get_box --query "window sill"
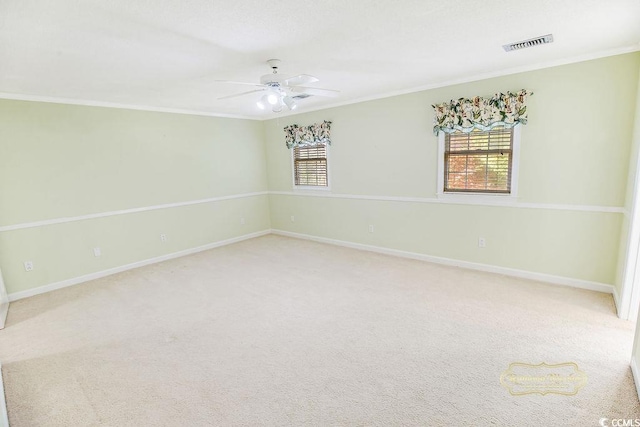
[293,185,332,192]
[436,192,518,204]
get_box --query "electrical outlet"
[369,225,374,233]
[290,215,295,222]
[240,217,245,225]
[160,234,167,242]
[478,237,486,248]
[93,247,101,257]
[24,261,34,272]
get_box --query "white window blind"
[294,144,328,187]
[444,128,513,193]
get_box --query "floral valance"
[284,121,332,149]
[432,90,533,135]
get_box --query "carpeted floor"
[0,235,639,426]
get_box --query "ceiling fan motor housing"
[266,59,281,69]
[260,74,285,85]
[260,59,285,85]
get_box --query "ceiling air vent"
[503,34,553,52]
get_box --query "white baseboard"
[0,303,6,331]
[8,230,270,302]
[631,357,640,402]
[0,270,7,329]
[6,227,616,303]
[613,287,622,318]
[271,229,615,295]
[0,363,8,427]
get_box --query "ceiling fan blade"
[218,89,265,100]
[215,80,266,88]
[282,74,319,87]
[290,86,340,98]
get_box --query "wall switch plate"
[290,215,295,222]
[240,217,245,225]
[478,237,486,248]
[24,261,34,272]
[93,247,101,257]
[160,234,167,242]
[369,225,374,233]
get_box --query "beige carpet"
[0,235,638,426]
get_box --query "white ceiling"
[1,0,639,119]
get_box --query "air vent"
[503,34,553,52]
[292,94,312,100]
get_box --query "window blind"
[294,144,328,186]
[444,128,513,193]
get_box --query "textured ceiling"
[1,0,639,119]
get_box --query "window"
[293,144,329,187]
[438,126,520,196]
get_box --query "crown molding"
[1,44,638,121]
[0,92,258,120]
[272,44,640,120]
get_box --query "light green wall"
[0,196,270,294]
[0,101,267,225]
[0,100,270,294]
[2,53,639,297]
[270,195,622,283]
[265,53,640,287]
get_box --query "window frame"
[436,125,521,200]
[291,143,331,191]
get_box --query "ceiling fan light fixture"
[266,91,279,105]
[256,100,266,110]
[283,96,297,111]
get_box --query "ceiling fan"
[216,59,339,112]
